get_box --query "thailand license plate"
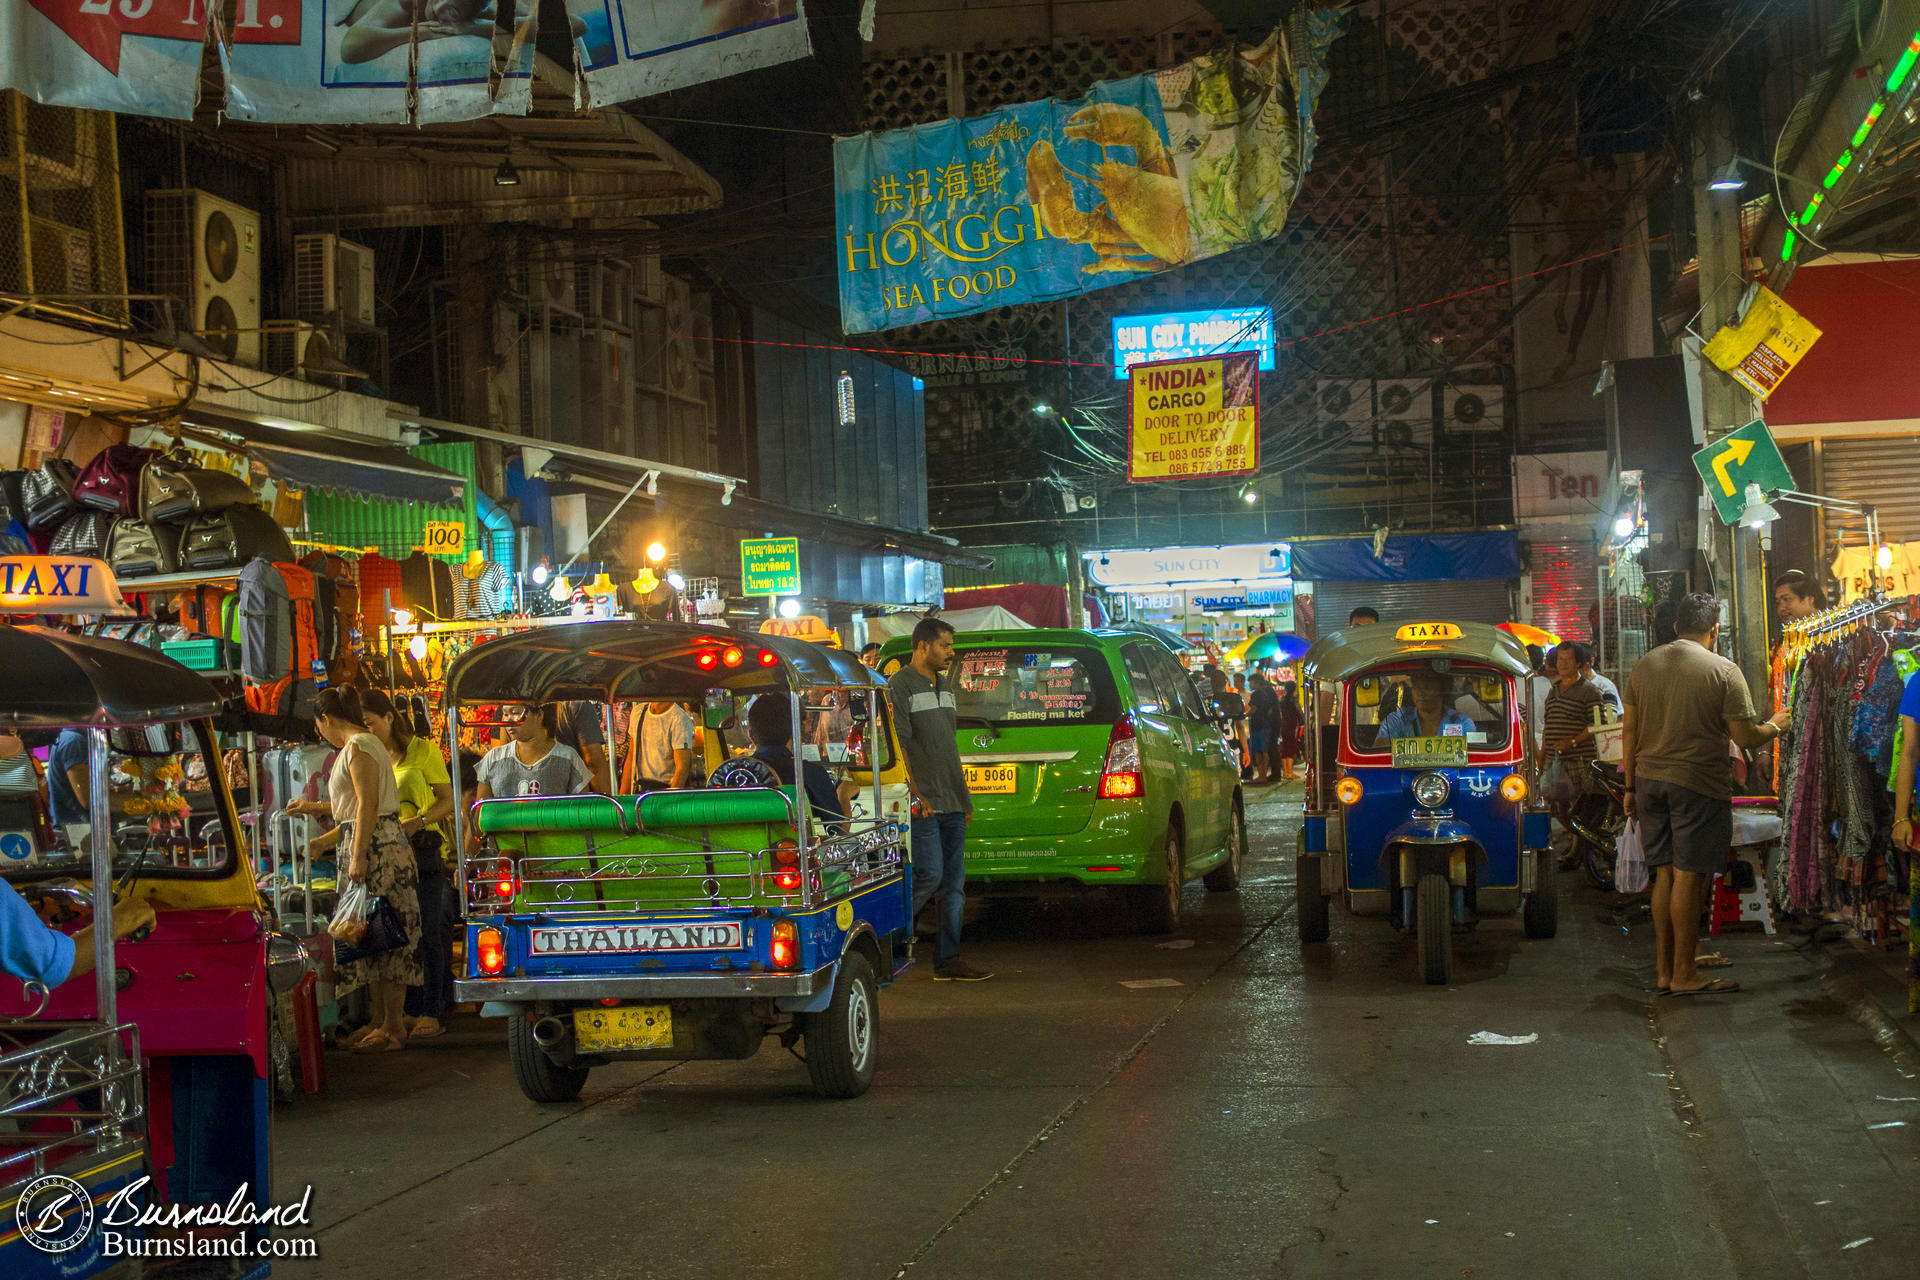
[573,1005,673,1052]
[964,763,1018,793]
[1391,736,1469,769]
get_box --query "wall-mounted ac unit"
[146,189,262,367]
[1372,418,1433,453]
[27,218,93,293]
[261,320,364,382]
[293,233,376,327]
[1443,384,1505,434]
[1375,378,1432,422]
[1315,378,1373,424]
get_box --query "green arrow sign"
[1692,420,1796,524]
[740,537,802,595]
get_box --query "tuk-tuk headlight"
[1412,772,1451,810]
[1335,776,1363,806]
[1500,773,1528,803]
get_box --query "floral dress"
[329,733,423,986]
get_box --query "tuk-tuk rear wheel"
[803,951,879,1099]
[1523,849,1559,939]
[508,1012,590,1104]
[1416,873,1453,985]
[1296,854,1330,943]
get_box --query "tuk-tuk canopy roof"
[1301,622,1534,684]
[0,626,226,728]
[441,620,890,706]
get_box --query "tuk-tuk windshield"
[1347,665,1512,754]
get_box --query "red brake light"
[476,927,505,976]
[1098,715,1144,800]
[768,869,802,893]
[722,646,744,667]
[757,649,779,667]
[845,723,867,767]
[491,875,516,900]
[770,920,798,968]
[696,651,719,671]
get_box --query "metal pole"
[868,689,883,826]
[601,700,616,795]
[88,727,116,1028]
[448,689,467,914]
[788,688,809,905]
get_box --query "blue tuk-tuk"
[1297,622,1556,984]
[448,622,912,1103]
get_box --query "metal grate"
[0,91,128,322]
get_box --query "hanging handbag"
[177,505,295,570]
[21,458,80,530]
[49,509,120,558]
[73,444,158,515]
[141,457,256,524]
[106,518,180,579]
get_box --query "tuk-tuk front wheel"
[1416,873,1453,985]
[508,1012,590,1104]
[1523,849,1559,939]
[1296,854,1330,944]
[803,951,878,1099]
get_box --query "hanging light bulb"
[666,571,686,591]
[1877,544,1895,570]
[646,541,667,563]
[391,608,412,629]
[531,561,550,586]
[407,633,429,661]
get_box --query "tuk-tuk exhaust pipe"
[532,1017,568,1048]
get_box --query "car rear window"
[950,646,1120,725]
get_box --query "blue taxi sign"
[0,556,128,616]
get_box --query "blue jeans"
[911,811,968,969]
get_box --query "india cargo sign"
[1701,285,1822,400]
[740,537,802,596]
[1127,352,1260,482]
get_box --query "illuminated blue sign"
[1112,307,1275,379]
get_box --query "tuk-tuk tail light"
[1335,776,1364,806]
[770,920,798,968]
[1500,774,1528,803]
[476,927,506,976]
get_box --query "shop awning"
[1290,532,1522,583]
[181,414,465,506]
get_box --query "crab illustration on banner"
[1128,352,1260,483]
[832,14,1345,333]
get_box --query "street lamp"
[1738,482,1882,557]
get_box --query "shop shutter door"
[1823,436,1920,543]
[1308,578,1513,636]
[1528,536,1600,646]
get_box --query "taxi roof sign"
[1395,622,1463,642]
[0,557,128,617]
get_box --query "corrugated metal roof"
[303,441,482,564]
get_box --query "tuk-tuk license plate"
[964,763,1018,793]
[1391,736,1470,769]
[573,1005,672,1052]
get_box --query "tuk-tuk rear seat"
[474,789,795,836]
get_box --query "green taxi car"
[878,628,1247,933]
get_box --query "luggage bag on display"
[49,509,118,558]
[107,518,180,579]
[74,444,158,515]
[179,504,295,569]
[21,458,80,529]
[142,458,256,523]
[262,743,336,873]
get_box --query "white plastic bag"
[329,879,372,945]
[1614,818,1649,894]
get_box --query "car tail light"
[1085,865,1122,873]
[1098,715,1143,800]
[722,646,744,667]
[1500,773,1528,803]
[1336,776,1364,805]
[757,649,779,667]
[696,650,719,671]
[599,997,621,1008]
[475,927,505,976]
[770,920,798,968]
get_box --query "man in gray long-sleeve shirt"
[889,618,992,981]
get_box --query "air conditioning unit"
[1375,378,1432,422]
[260,320,364,382]
[28,218,93,293]
[1372,418,1434,454]
[581,329,634,452]
[17,97,97,188]
[1444,384,1505,434]
[1315,378,1373,424]
[293,233,376,327]
[147,189,262,368]
[573,261,635,329]
[536,246,576,315]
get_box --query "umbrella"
[1498,622,1560,648]
[1234,632,1310,664]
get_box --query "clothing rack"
[1781,594,1902,647]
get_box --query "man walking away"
[889,618,992,981]
[1623,593,1788,997]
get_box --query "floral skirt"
[344,815,423,986]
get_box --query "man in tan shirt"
[1622,593,1788,997]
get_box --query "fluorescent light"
[1707,160,1744,191]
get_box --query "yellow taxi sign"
[0,556,128,616]
[1395,622,1463,643]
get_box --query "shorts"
[1248,728,1272,754]
[1638,778,1731,876]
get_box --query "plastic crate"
[161,638,225,670]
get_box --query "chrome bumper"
[454,963,832,1003]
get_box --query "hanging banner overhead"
[0,0,212,119]
[1701,285,1823,400]
[1127,352,1260,483]
[832,14,1343,335]
[568,0,812,108]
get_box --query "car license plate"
[964,763,1018,794]
[573,1005,672,1052]
[528,922,743,956]
[1392,736,1470,769]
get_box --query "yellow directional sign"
[1692,421,1795,524]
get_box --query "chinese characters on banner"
[832,15,1344,334]
[1127,352,1260,483]
[1,0,809,123]
[1701,285,1823,399]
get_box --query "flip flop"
[1670,979,1741,997]
[1695,953,1734,968]
[1654,987,1671,997]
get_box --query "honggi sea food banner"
[832,16,1342,335]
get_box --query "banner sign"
[1701,285,1822,400]
[1113,306,1274,379]
[569,0,811,108]
[832,16,1343,334]
[740,537,802,596]
[1127,352,1259,482]
[3,0,803,122]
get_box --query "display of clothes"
[453,554,512,619]
[400,552,457,622]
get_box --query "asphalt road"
[273,785,1918,1278]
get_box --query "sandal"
[339,1026,379,1049]
[1670,978,1741,997]
[351,1030,408,1052]
[408,1017,447,1039]
[1695,953,1733,969]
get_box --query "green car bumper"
[956,799,1158,887]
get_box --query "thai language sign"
[740,537,802,596]
[1701,285,1822,400]
[832,17,1342,334]
[1112,307,1274,378]
[1127,352,1259,483]
[2,0,809,122]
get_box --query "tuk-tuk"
[448,621,912,1103]
[1,557,274,1275]
[1297,621,1556,984]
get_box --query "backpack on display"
[106,519,180,579]
[239,558,321,723]
[74,444,158,515]
[178,504,295,570]
[49,509,119,558]
[141,458,255,524]
[21,459,80,530]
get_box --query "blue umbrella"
[1242,632,1309,664]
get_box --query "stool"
[1709,849,1776,936]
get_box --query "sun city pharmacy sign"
[1086,543,1291,589]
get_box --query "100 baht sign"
[832,18,1342,334]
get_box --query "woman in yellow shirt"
[360,690,457,1039]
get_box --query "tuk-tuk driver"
[1377,672,1474,741]
[744,695,846,826]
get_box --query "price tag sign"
[423,521,465,556]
